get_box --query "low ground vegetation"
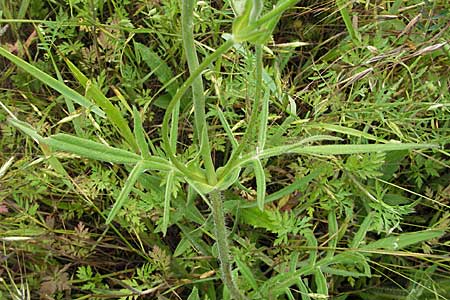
[0,0,449,299]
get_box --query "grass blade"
[303,123,388,143]
[273,143,438,156]
[259,169,321,207]
[0,47,104,117]
[350,213,373,249]
[245,143,437,164]
[321,266,369,278]
[223,143,436,181]
[162,171,175,236]
[318,251,371,277]
[327,210,338,258]
[296,278,311,300]
[314,268,328,297]
[7,119,68,187]
[135,42,180,97]
[362,230,444,251]
[303,229,318,266]
[64,58,138,152]
[235,255,259,292]
[336,0,360,44]
[7,118,41,141]
[187,287,200,300]
[253,159,266,210]
[216,106,238,149]
[133,107,151,159]
[106,161,145,224]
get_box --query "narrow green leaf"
[106,161,145,224]
[133,107,151,159]
[289,251,300,271]
[8,119,70,187]
[173,237,191,258]
[182,201,206,225]
[43,134,141,164]
[318,251,371,277]
[303,229,318,266]
[216,106,238,149]
[254,9,282,44]
[261,265,314,298]
[257,91,269,150]
[163,171,175,236]
[235,256,259,291]
[170,100,180,151]
[216,166,241,191]
[7,118,41,141]
[232,0,253,40]
[350,213,373,249]
[253,159,266,210]
[177,223,212,256]
[0,47,104,117]
[135,42,180,97]
[231,0,247,16]
[187,287,200,300]
[258,169,321,207]
[272,143,438,156]
[321,266,369,278]
[250,0,263,20]
[314,268,328,296]
[226,143,436,176]
[64,58,138,151]
[363,230,444,251]
[296,278,311,300]
[327,210,338,257]
[303,123,387,143]
[336,0,361,44]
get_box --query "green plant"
[1,0,448,299]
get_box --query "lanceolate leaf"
[135,42,180,97]
[350,213,374,249]
[0,47,104,117]
[106,161,146,224]
[314,268,328,297]
[235,255,259,291]
[9,119,172,169]
[44,134,141,164]
[64,58,139,152]
[267,143,438,157]
[362,230,444,251]
[253,159,266,211]
[7,118,41,141]
[222,142,437,180]
[133,107,151,159]
[162,171,175,236]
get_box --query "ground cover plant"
[0,0,449,299]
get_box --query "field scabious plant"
[0,0,448,299]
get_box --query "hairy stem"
[210,190,246,300]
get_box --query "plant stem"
[161,39,234,181]
[181,0,216,184]
[180,2,243,297]
[219,44,264,182]
[210,190,246,300]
